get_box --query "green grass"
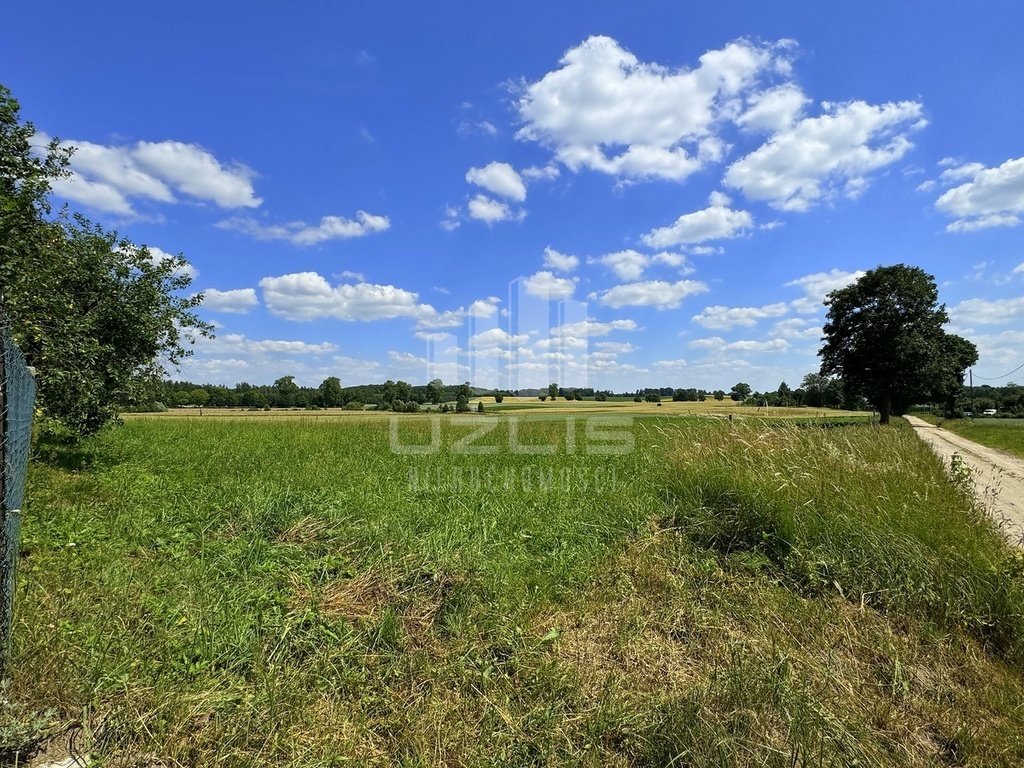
[9,415,1024,765]
[920,415,1024,460]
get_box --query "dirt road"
[904,415,1024,545]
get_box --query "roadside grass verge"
[7,416,1024,765]
[662,419,1024,659]
[919,415,1024,460]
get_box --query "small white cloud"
[939,162,986,184]
[414,297,501,329]
[471,328,530,349]
[550,318,638,337]
[535,336,589,350]
[690,336,790,353]
[692,302,789,329]
[523,270,577,300]
[597,279,708,309]
[589,249,694,280]
[469,297,501,318]
[642,193,753,248]
[592,249,650,280]
[457,119,499,137]
[467,194,525,224]
[199,288,258,314]
[466,161,527,201]
[218,211,390,245]
[522,164,561,181]
[543,246,579,272]
[415,331,452,342]
[440,204,462,231]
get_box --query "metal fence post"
[0,317,37,677]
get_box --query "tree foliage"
[318,376,344,407]
[729,382,751,401]
[819,264,977,423]
[1,85,211,436]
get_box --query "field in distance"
[126,395,872,421]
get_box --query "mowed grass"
[9,415,1024,766]
[919,415,1024,461]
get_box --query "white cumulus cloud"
[40,132,261,216]
[465,161,527,201]
[935,156,1024,232]
[260,272,435,322]
[725,100,926,211]
[516,35,793,181]
[950,296,1024,325]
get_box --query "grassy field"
[9,412,1024,765]
[917,414,1024,460]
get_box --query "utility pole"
[969,367,975,419]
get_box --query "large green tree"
[819,264,977,424]
[318,376,344,407]
[0,84,210,435]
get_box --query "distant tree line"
[146,376,877,413]
[942,382,1024,418]
[151,377,479,411]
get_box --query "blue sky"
[5,2,1024,392]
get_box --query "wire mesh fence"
[1,318,37,673]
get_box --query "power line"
[973,361,1024,381]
